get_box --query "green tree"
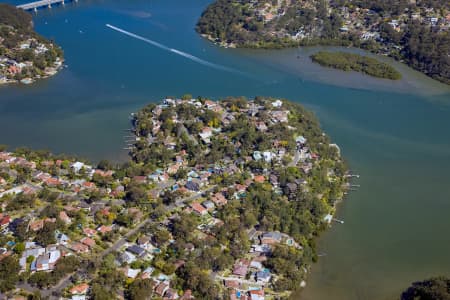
[35,221,57,246]
[0,255,20,292]
[127,278,154,300]
[14,242,25,255]
[401,277,450,300]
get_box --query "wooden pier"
[333,218,344,224]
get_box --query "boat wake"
[106,24,246,76]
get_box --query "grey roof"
[185,181,199,191]
[36,254,50,265]
[202,201,215,209]
[262,231,282,241]
[127,245,146,256]
[256,270,271,280]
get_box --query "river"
[1,1,450,299]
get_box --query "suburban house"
[80,237,96,248]
[190,203,207,216]
[202,200,215,211]
[33,246,61,272]
[260,232,282,245]
[69,283,89,295]
[119,251,136,264]
[155,282,169,297]
[211,192,227,206]
[124,267,140,279]
[126,245,146,257]
[69,242,89,253]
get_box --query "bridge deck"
[17,0,75,10]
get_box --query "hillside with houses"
[0,3,63,85]
[0,96,348,299]
[129,96,348,299]
[196,0,450,84]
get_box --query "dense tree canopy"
[311,51,402,80]
[0,256,20,292]
[401,277,450,300]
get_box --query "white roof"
[71,162,85,170]
[48,249,61,264]
[25,242,37,249]
[271,99,283,107]
[250,261,262,269]
[126,268,140,278]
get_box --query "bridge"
[16,0,78,12]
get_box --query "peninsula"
[0,3,64,85]
[0,96,348,299]
[196,0,450,84]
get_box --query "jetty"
[17,0,78,12]
[333,218,344,224]
[345,173,360,178]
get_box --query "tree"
[90,283,116,300]
[127,278,154,300]
[0,255,20,292]
[28,291,42,300]
[26,255,35,264]
[177,262,219,299]
[39,205,59,218]
[125,183,147,204]
[172,213,198,242]
[174,167,188,180]
[91,269,125,299]
[401,277,450,300]
[28,271,52,288]
[97,159,112,170]
[153,228,171,245]
[35,221,57,246]
[14,242,25,255]
[13,218,29,241]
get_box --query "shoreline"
[197,33,449,86]
[230,46,450,97]
[0,58,65,86]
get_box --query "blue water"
[1,1,450,299]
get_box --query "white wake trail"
[106,24,244,75]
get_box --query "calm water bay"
[1,1,450,299]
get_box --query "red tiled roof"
[59,211,71,223]
[254,175,265,183]
[190,202,206,214]
[80,237,96,247]
[69,242,89,253]
[133,176,147,183]
[225,279,240,288]
[29,220,44,231]
[0,215,11,226]
[97,225,112,233]
[83,228,97,237]
[70,283,89,294]
[82,182,95,188]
